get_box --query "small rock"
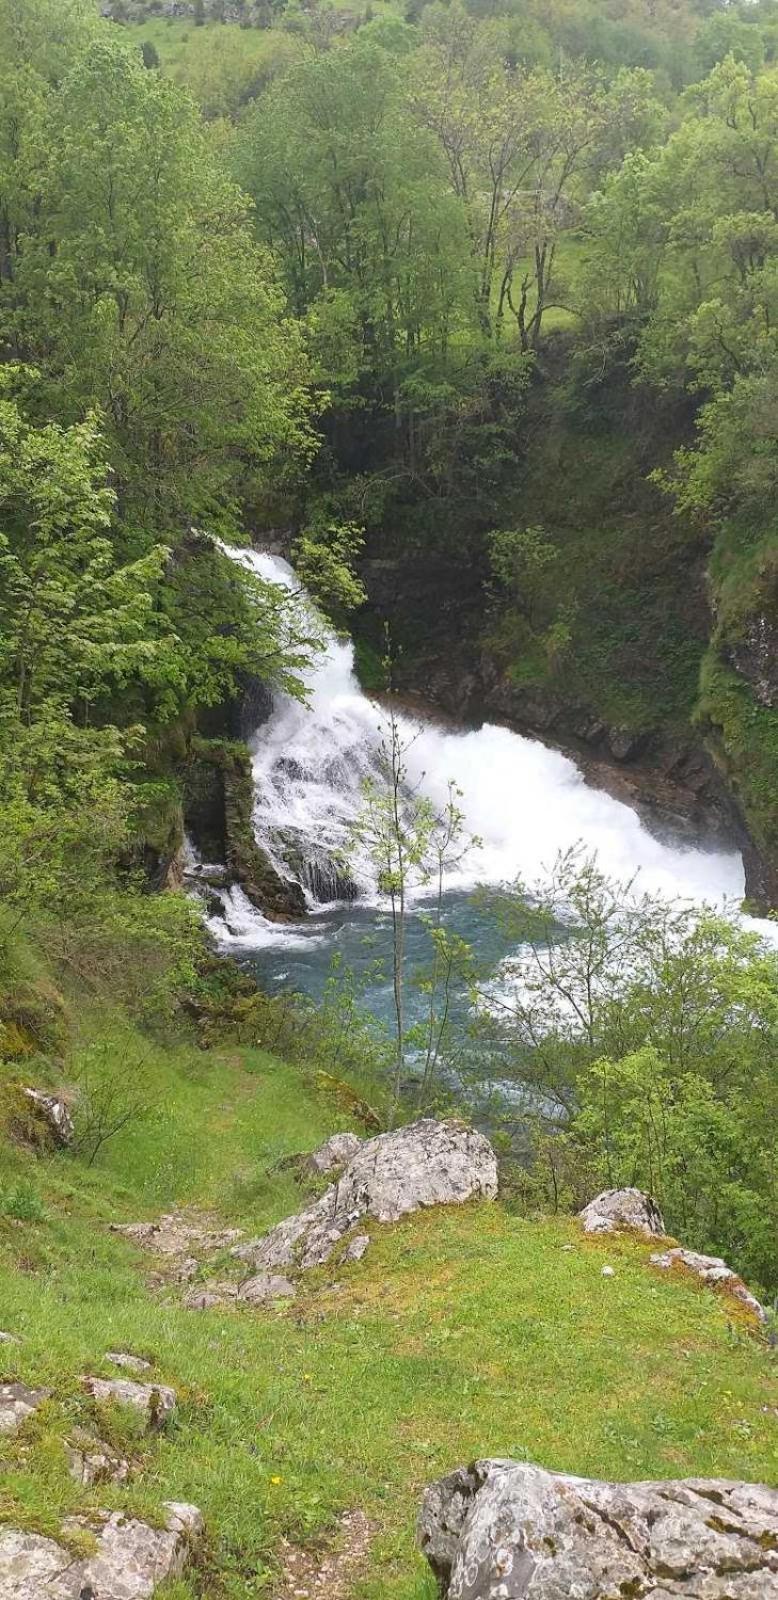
[22,1088,74,1148]
[67,1430,130,1486]
[579,1187,665,1237]
[183,1282,238,1310]
[237,1273,297,1305]
[0,1502,202,1598]
[0,1382,50,1435]
[601,1265,615,1277]
[0,1331,20,1345]
[650,1246,766,1321]
[341,1233,370,1264]
[302,1132,363,1177]
[81,1375,177,1428]
[106,1351,152,1374]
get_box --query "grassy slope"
[1,994,776,1598]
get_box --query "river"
[196,550,754,1037]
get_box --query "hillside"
[1,933,776,1598]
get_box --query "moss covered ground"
[1,965,776,1598]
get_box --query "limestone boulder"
[106,1352,152,1374]
[81,1375,177,1428]
[650,1246,766,1321]
[419,1458,778,1598]
[66,1430,130,1486]
[0,1502,202,1598]
[579,1187,665,1237]
[233,1118,498,1273]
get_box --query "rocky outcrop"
[82,1375,177,1429]
[579,1187,665,1237]
[21,1088,74,1148]
[303,1132,363,1177]
[418,1458,778,1598]
[728,612,778,710]
[233,1119,498,1274]
[0,1382,50,1435]
[184,1271,296,1310]
[650,1247,766,1322]
[106,1351,152,1374]
[0,1502,202,1599]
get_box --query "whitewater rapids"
[204,547,747,953]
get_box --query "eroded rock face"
[233,1119,498,1273]
[22,1088,74,1148]
[418,1459,778,1599]
[579,1187,665,1237]
[0,1502,202,1599]
[81,1375,177,1428]
[0,1382,50,1435]
[650,1247,766,1321]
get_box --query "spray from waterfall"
[212,546,746,945]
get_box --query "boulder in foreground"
[233,1118,498,1273]
[419,1458,778,1598]
[0,1502,202,1599]
[579,1187,665,1236]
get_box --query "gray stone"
[341,1233,371,1263]
[0,1331,20,1345]
[650,1246,766,1321]
[237,1273,297,1304]
[106,1352,152,1374]
[182,1280,238,1311]
[233,1118,498,1273]
[66,1430,130,1486]
[0,1502,202,1598]
[303,1132,363,1176]
[579,1186,665,1236]
[110,1211,242,1257]
[418,1458,778,1599]
[0,1381,50,1435]
[81,1375,177,1428]
[22,1088,74,1148]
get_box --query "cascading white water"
[214,546,747,950]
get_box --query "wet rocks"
[21,1088,74,1148]
[579,1187,666,1237]
[0,1501,202,1599]
[650,1246,766,1321]
[0,1381,50,1435]
[81,1375,177,1429]
[418,1458,778,1599]
[233,1118,498,1274]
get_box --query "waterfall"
[210,546,747,950]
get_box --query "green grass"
[1,1007,776,1598]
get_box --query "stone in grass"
[0,1331,20,1345]
[66,1429,130,1487]
[81,1375,177,1429]
[0,1381,50,1436]
[237,1273,296,1305]
[106,1352,152,1374]
[21,1088,74,1148]
[341,1233,370,1264]
[234,1119,498,1274]
[650,1247,766,1322]
[419,1458,778,1599]
[0,1502,202,1599]
[579,1187,665,1237]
